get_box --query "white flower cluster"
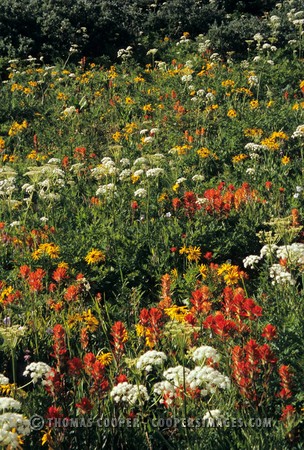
[146,168,164,178]
[0,375,9,385]
[117,46,133,60]
[96,183,117,196]
[0,178,16,198]
[163,366,190,386]
[185,366,231,394]
[136,350,167,372]
[243,254,261,269]
[192,346,220,364]
[110,382,149,405]
[23,163,65,202]
[0,413,31,448]
[91,157,118,179]
[153,381,176,406]
[243,242,304,285]
[244,143,267,152]
[276,243,304,264]
[152,360,230,405]
[119,169,132,181]
[269,264,295,285]
[134,188,147,198]
[23,362,52,384]
[291,124,304,139]
[0,398,20,413]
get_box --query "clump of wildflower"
[23,362,52,384]
[0,412,31,448]
[136,350,167,372]
[110,382,149,405]
[186,366,230,393]
[192,346,220,364]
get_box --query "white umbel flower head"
[110,382,149,405]
[23,362,52,384]
[136,350,167,372]
[192,346,220,364]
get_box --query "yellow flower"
[172,183,180,192]
[82,309,99,332]
[131,174,140,184]
[170,268,178,279]
[142,104,153,112]
[0,138,5,150]
[197,147,211,158]
[222,80,235,88]
[164,305,189,322]
[145,328,156,348]
[217,263,244,285]
[186,246,201,262]
[42,429,53,446]
[250,99,259,109]
[232,154,248,163]
[85,248,106,265]
[125,97,135,105]
[97,352,113,366]
[33,243,60,259]
[57,92,68,101]
[199,264,208,279]
[32,249,43,260]
[227,109,237,118]
[8,120,28,137]
[244,128,263,138]
[217,263,233,276]
[179,245,188,255]
[67,313,82,329]
[58,262,69,269]
[124,122,137,134]
[134,76,145,83]
[281,156,290,165]
[135,324,145,337]
[112,131,122,142]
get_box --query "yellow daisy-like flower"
[281,156,290,165]
[85,248,106,265]
[232,154,248,163]
[199,264,208,279]
[227,109,237,118]
[186,246,201,262]
[97,352,113,366]
[57,262,69,269]
[197,147,211,158]
[223,267,241,285]
[82,309,99,332]
[67,313,82,329]
[125,97,135,105]
[250,99,259,109]
[112,131,122,142]
[164,305,189,322]
[244,128,263,138]
[142,104,153,112]
[0,138,5,150]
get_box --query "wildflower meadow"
[0,2,304,449]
